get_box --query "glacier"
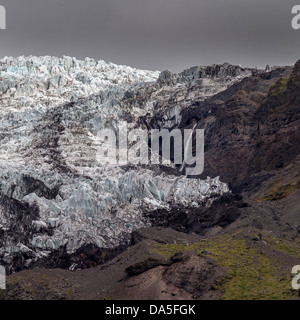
[0,56,260,272]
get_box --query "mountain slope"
[0,57,299,300]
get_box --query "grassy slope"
[152,230,300,300]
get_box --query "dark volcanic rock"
[0,193,40,274]
[249,61,300,174]
[157,63,258,86]
[21,176,60,200]
[126,257,171,276]
[30,242,128,271]
[162,251,226,300]
[178,65,296,189]
[144,193,245,235]
[131,226,202,245]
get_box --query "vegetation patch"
[264,234,300,258]
[153,233,298,300]
[263,76,289,115]
[257,178,300,201]
[268,77,289,98]
[0,274,66,300]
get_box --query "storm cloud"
[0,0,299,72]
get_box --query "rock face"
[250,62,300,174]
[145,193,245,235]
[157,63,258,86]
[178,65,296,185]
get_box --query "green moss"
[269,77,289,98]
[3,274,62,300]
[0,289,5,300]
[257,178,300,201]
[152,233,297,300]
[263,76,289,115]
[151,243,188,258]
[264,234,300,258]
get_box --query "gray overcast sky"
[0,0,300,72]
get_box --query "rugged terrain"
[0,56,299,300]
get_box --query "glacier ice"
[0,56,254,271]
